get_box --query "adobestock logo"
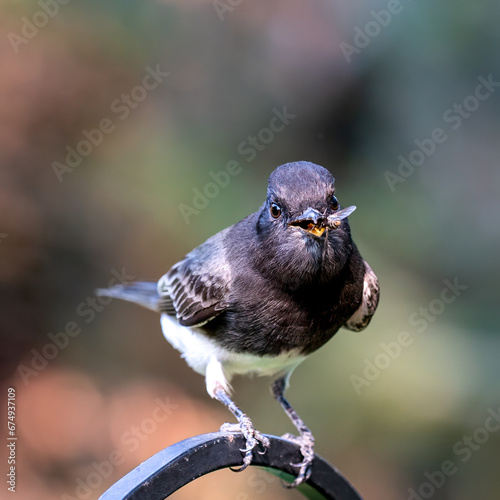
[178,162,243,224]
[7,0,71,54]
[178,106,296,224]
[51,65,169,182]
[408,406,500,500]
[17,268,135,385]
[339,0,408,63]
[385,74,500,192]
[350,277,467,395]
[62,396,179,500]
[236,106,296,163]
[213,0,243,21]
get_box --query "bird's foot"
[220,420,270,471]
[281,431,315,487]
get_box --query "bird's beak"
[289,207,326,237]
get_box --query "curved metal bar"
[99,432,363,500]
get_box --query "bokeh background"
[1,1,499,499]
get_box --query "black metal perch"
[99,431,363,500]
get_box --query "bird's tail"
[96,281,160,312]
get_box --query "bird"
[97,161,379,487]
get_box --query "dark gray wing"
[344,261,380,332]
[157,227,232,327]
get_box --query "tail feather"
[96,281,160,312]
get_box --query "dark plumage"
[98,161,379,487]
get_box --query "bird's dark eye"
[270,202,281,218]
[330,195,339,210]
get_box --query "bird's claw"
[220,420,269,472]
[285,464,312,488]
[281,431,315,487]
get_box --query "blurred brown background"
[1,1,500,499]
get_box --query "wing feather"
[158,228,232,327]
[344,261,380,332]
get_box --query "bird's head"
[255,161,355,286]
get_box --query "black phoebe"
[98,161,379,487]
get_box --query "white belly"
[160,314,305,396]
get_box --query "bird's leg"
[271,376,315,487]
[214,385,270,472]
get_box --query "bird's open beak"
[289,208,326,237]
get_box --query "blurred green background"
[1,1,499,499]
